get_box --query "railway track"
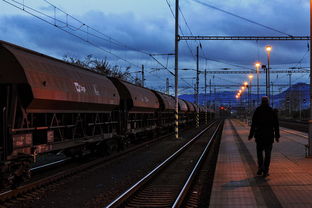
[0,131,178,206]
[279,119,308,132]
[106,120,223,208]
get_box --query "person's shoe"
[263,171,270,177]
[256,168,263,176]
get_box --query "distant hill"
[179,83,310,110]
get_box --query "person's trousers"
[256,142,273,173]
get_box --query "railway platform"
[209,119,312,208]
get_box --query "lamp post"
[308,0,312,156]
[244,81,249,122]
[271,81,274,107]
[249,74,253,111]
[265,45,272,99]
[255,62,261,105]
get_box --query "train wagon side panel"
[1,41,120,112]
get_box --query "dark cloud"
[0,1,309,93]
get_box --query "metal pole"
[196,46,199,128]
[250,80,252,111]
[299,88,302,120]
[141,64,145,87]
[257,66,260,105]
[309,0,312,156]
[271,81,274,107]
[289,72,292,117]
[166,78,169,95]
[196,46,199,106]
[214,88,216,116]
[209,79,212,104]
[174,0,179,139]
[205,68,208,124]
[248,84,250,123]
[267,54,271,99]
[265,67,268,96]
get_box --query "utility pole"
[205,68,208,124]
[194,83,196,103]
[256,63,260,106]
[309,0,312,156]
[267,64,270,99]
[166,78,170,95]
[271,81,274,107]
[214,87,216,116]
[209,79,212,108]
[141,64,145,87]
[174,0,179,139]
[288,72,292,117]
[196,46,200,128]
[299,88,302,120]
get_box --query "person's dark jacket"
[248,104,280,144]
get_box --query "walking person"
[248,96,280,177]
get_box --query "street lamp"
[243,81,249,121]
[265,45,272,99]
[255,62,261,105]
[248,75,253,121]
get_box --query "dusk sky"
[0,0,310,95]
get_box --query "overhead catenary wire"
[42,0,168,59]
[3,0,179,89]
[3,0,141,67]
[191,0,294,37]
[165,0,196,62]
[178,5,209,62]
[164,0,199,91]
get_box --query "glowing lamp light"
[255,62,261,68]
[248,75,253,79]
[236,95,239,99]
[265,45,272,53]
[241,86,245,90]
[244,81,248,86]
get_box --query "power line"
[178,5,210,63]
[3,0,142,67]
[3,0,176,82]
[164,0,197,91]
[199,56,255,71]
[165,0,196,61]
[42,0,164,58]
[191,0,294,37]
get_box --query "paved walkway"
[209,119,312,208]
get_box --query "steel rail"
[0,132,175,203]
[105,121,218,208]
[30,158,70,172]
[172,121,222,208]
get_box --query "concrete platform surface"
[209,119,312,208]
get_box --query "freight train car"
[0,41,122,187]
[0,41,214,188]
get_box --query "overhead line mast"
[175,0,179,139]
[309,0,312,157]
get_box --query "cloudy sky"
[0,0,310,95]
